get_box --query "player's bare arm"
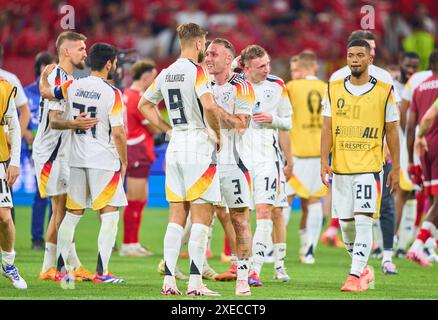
[406,110,417,165]
[137,96,172,134]
[385,120,400,193]
[415,101,438,154]
[199,92,221,149]
[49,110,98,131]
[218,107,249,131]
[399,99,410,133]
[5,100,21,187]
[17,103,30,138]
[320,115,332,187]
[112,125,128,181]
[278,129,293,180]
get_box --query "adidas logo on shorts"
[1,196,10,203]
[234,197,244,205]
[361,202,371,209]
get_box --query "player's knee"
[0,210,12,225]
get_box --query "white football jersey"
[53,76,125,171]
[243,75,292,166]
[0,68,28,107]
[402,70,433,102]
[143,58,214,155]
[211,74,254,165]
[330,64,401,103]
[33,66,72,164]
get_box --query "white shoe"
[424,247,438,263]
[202,264,218,280]
[2,265,27,289]
[274,267,291,281]
[300,254,315,265]
[157,259,189,280]
[187,283,220,296]
[119,244,153,257]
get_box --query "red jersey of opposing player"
[410,74,438,196]
[123,87,156,178]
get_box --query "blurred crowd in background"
[0,0,437,85]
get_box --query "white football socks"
[188,223,209,289]
[350,215,373,277]
[56,212,81,272]
[372,218,383,250]
[237,258,250,281]
[163,222,184,286]
[251,219,272,275]
[42,242,56,272]
[397,199,416,251]
[68,243,82,270]
[97,211,119,276]
[299,228,307,256]
[1,250,15,267]
[305,202,323,256]
[340,219,356,257]
[274,243,286,269]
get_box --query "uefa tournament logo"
[307,90,322,127]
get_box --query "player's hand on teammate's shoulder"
[71,112,98,130]
[6,165,19,187]
[41,64,57,79]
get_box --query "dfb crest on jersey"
[263,89,273,101]
[221,92,231,104]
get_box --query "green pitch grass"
[2,206,438,300]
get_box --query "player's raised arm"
[415,98,438,154]
[39,64,58,99]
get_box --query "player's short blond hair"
[240,45,267,67]
[56,31,87,54]
[130,59,156,80]
[210,38,235,57]
[177,23,208,46]
[298,50,318,70]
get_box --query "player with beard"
[40,43,128,283]
[392,52,421,258]
[138,23,222,296]
[321,39,400,291]
[34,32,94,282]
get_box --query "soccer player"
[0,45,31,139]
[239,45,292,286]
[392,52,420,258]
[328,30,400,274]
[287,51,328,264]
[406,51,438,266]
[24,52,54,250]
[0,78,27,289]
[121,60,158,257]
[321,39,400,292]
[40,42,128,283]
[138,23,222,296]
[204,38,255,295]
[34,32,93,281]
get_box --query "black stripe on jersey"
[44,111,51,132]
[232,134,249,174]
[46,136,62,163]
[196,98,206,127]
